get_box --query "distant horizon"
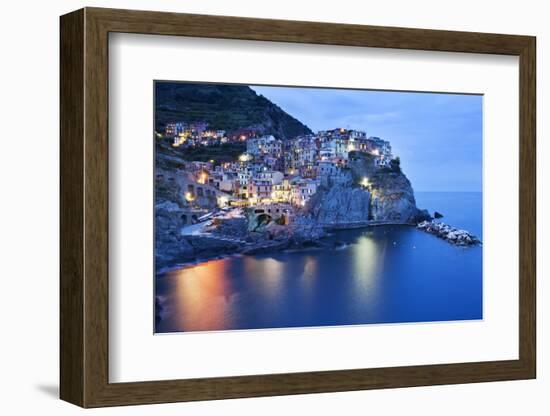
[251,85,482,193]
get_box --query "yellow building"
[271,179,292,203]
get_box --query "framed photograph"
[60,7,536,408]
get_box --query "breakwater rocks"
[417,221,481,246]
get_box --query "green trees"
[155,82,312,139]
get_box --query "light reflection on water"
[156,225,482,333]
[156,193,483,333]
[243,257,286,300]
[171,259,233,331]
[350,234,385,318]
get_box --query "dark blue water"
[155,192,482,333]
[415,192,483,238]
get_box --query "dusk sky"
[252,85,482,192]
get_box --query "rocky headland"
[153,86,479,272]
[305,151,430,227]
[154,150,447,272]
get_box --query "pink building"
[247,179,272,201]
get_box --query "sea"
[155,192,483,333]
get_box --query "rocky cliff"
[367,169,428,223]
[366,156,431,223]
[155,201,194,268]
[155,153,431,270]
[306,185,372,225]
[305,153,430,226]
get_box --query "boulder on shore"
[417,220,480,246]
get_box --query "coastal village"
[153,84,482,335]
[158,120,394,227]
[154,82,481,276]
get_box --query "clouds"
[251,85,482,192]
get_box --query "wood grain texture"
[518,38,536,375]
[59,8,85,407]
[59,7,537,408]
[83,10,110,406]
[88,7,532,55]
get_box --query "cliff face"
[306,154,429,226]
[155,202,194,268]
[306,185,372,225]
[369,171,422,223]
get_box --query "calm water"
[155,192,483,333]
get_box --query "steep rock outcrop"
[369,171,423,223]
[306,154,430,226]
[352,152,429,224]
[306,184,371,225]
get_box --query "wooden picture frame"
[60,7,536,408]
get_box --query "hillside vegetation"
[155,82,312,139]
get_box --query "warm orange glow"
[170,260,232,331]
[172,132,189,148]
[198,172,208,184]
